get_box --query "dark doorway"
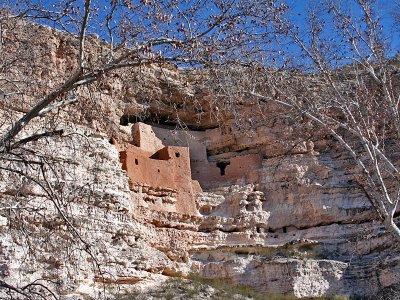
[216,161,230,176]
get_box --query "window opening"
[216,161,230,176]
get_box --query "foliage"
[113,274,352,299]
[120,275,299,300]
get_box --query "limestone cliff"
[0,18,399,300]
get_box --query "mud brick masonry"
[120,122,263,215]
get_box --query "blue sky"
[284,0,399,56]
[2,0,399,62]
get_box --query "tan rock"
[1,18,399,300]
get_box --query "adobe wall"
[120,144,201,215]
[120,122,263,214]
[191,154,263,189]
[148,123,263,189]
[150,124,208,162]
[131,122,165,153]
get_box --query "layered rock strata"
[0,18,399,300]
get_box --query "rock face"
[0,126,174,298]
[0,18,399,300]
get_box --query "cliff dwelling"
[120,122,263,215]
[3,4,400,299]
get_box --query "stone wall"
[191,153,262,189]
[120,122,201,215]
[121,145,201,215]
[146,124,264,189]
